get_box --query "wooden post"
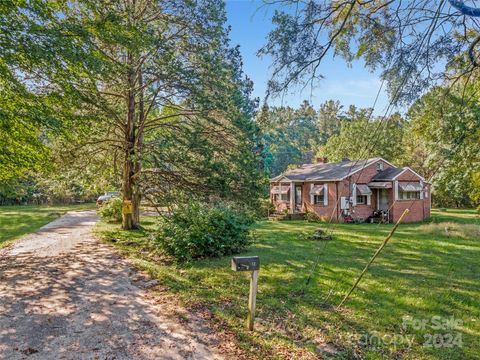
[247,269,259,331]
[337,208,410,309]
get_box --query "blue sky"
[225,0,391,115]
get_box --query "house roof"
[270,158,386,182]
[371,167,405,181]
[372,166,425,181]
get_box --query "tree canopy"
[0,0,264,226]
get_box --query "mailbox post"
[231,256,260,331]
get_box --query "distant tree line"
[259,87,479,208]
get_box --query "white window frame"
[399,191,420,200]
[356,195,367,204]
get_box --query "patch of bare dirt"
[0,211,223,359]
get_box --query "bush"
[247,197,275,219]
[156,203,254,262]
[98,197,123,222]
[305,211,321,222]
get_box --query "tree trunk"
[122,62,138,230]
[132,69,144,226]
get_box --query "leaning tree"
[261,0,480,102]
[260,0,480,188]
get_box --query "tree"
[259,101,319,176]
[319,109,404,162]
[260,0,480,103]
[316,100,344,144]
[261,0,480,206]
[405,85,480,206]
[1,0,262,229]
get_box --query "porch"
[270,182,305,215]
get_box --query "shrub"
[156,203,254,262]
[98,197,123,222]
[305,211,321,222]
[250,197,275,219]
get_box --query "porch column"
[290,182,295,214]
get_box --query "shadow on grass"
[98,209,480,359]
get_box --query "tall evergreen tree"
[1,0,262,228]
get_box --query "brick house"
[270,157,431,223]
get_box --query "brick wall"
[348,160,393,220]
[302,182,339,221]
[396,168,421,182]
[350,159,394,183]
[392,198,425,222]
[270,160,430,223]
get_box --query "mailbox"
[231,256,260,272]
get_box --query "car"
[96,191,120,206]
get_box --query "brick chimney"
[316,157,328,164]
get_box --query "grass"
[95,209,480,359]
[0,203,96,248]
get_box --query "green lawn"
[96,209,480,359]
[0,203,96,248]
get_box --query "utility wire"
[301,0,448,294]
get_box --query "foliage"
[260,0,478,104]
[250,198,275,219]
[1,0,264,230]
[321,110,404,162]
[156,203,253,262]
[98,198,123,223]
[98,208,480,359]
[304,211,321,222]
[259,101,320,176]
[405,85,480,207]
[258,0,480,209]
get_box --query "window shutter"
[323,183,328,206]
[352,184,357,206]
[290,182,295,212]
[310,184,314,204]
[367,194,371,205]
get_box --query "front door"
[378,189,388,211]
[295,185,302,212]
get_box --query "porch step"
[268,213,287,221]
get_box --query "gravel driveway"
[0,211,222,360]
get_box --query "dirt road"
[0,211,222,360]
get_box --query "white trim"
[367,194,371,205]
[391,167,425,181]
[394,180,399,201]
[270,175,292,183]
[420,180,424,199]
[305,178,341,182]
[377,189,380,209]
[289,182,295,214]
[338,157,396,181]
[310,184,314,204]
[352,184,357,206]
[323,183,328,206]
